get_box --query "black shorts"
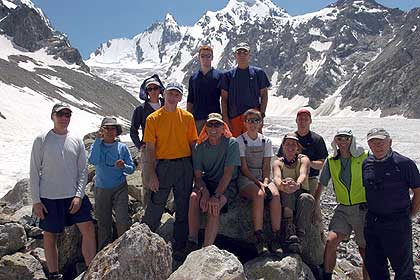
[39,196,93,233]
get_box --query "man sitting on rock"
[30,103,96,280]
[314,128,369,280]
[186,113,240,252]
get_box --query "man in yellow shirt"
[142,81,198,260]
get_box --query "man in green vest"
[314,128,369,280]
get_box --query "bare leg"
[76,221,97,266]
[240,184,264,231]
[203,196,227,246]
[268,183,281,232]
[188,191,201,239]
[324,231,346,273]
[44,231,59,273]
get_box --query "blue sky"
[32,0,419,59]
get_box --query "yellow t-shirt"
[144,107,198,159]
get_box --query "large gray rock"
[169,245,245,280]
[244,255,315,280]
[0,179,32,214]
[83,223,172,280]
[0,252,47,280]
[0,222,27,257]
[218,197,324,265]
[57,225,83,274]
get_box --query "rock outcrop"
[0,252,47,280]
[0,222,27,257]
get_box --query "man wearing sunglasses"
[186,113,240,252]
[221,42,270,137]
[30,103,96,279]
[314,128,369,280]
[142,82,198,262]
[187,45,223,134]
[362,128,420,280]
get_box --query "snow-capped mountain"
[0,0,138,193]
[87,0,420,118]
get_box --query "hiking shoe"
[185,240,200,256]
[285,220,301,254]
[269,230,283,255]
[48,272,63,280]
[255,230,269,255]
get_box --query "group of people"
[29,42,420,280]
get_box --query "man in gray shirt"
[30,103,96,280]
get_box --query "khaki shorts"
[237,174,258,192]
[329,204,367,248]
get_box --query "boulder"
[0,252,47,280]
[0,179,32,214]
[218,197,324,265]
[57,225,83,274]
[0,222,27,257]
[30,247,48,273]
[169,245,245,280]
[83,223,172,280]
[244,255,315,280]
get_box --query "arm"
[297,156,310,186]
[221,89,231,127]
[411,188,420,218]
[193,170,210,212]
[119,145,136,174]
[88,138,102,165]
[272,159,287,192]
[130,107,143,150]
[145,142,159,191]
[29,137,42,204]
[262,157,271,185]
[187,102,194,114]
[310,159,326,171]
[75,139,88,198]
[259,87,268,117]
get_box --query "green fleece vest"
[328,151,368,205]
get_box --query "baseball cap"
[234,42,250,53]
[52,103,72,113]
[283,132,299,142]
[206,113,224,124]
[335,128,353,137]
[145,77,160,88]
[367,128,390,141]
[165,82,183,94]
[296,108,311,118]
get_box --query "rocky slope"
[87,0,420,118]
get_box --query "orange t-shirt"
[144,107,198,159]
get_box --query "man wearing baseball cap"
[142,81,198,262]
[30,103,96,279]
[362,128,420,279]
[220,42,270,137]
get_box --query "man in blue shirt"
[187,45,223,134]
[362,128,420,280]
[221,42,270,137]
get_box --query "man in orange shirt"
[142,81,198,260]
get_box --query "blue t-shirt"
[88,139,136,188]
[362,151,420,215]
[187,68,222,120]
[221,66,270,118]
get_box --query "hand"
[69,197,82,214]
[286,180,300,194]
[258,181,266,195]
[149,172,160,192]
[115,159,125,169]
[200,187,210,212]
[223,118,232,132]
[96,127,104,139]
[33,202,48,220]
[208,196,221,216]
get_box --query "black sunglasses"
[335,136,351,141]
[236,49,249,55]
[147,86,160,92]
[206,122,223,128]
[245,118,262,124]
[55,111,72,118]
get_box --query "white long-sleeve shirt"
[30,130,87,204]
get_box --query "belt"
[367,209,410,221]
[158,156,190,162]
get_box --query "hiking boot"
[185,240,200,256]
[48,272,63,280]
[285,219,301,254]
[254,230,269,255]
[269,230,283,255]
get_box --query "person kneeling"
[187,113,240,253]
[237,109,282,255]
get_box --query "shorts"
[237,174,258,192]
[205,179,238,203]
[329,204,367,247]
[39,196,93,233]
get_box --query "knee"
[256,189,265,200]
[326,232,340,246]
[283,207,293,218]
[43,231,58,241]
[189,192,200,207]
[298,193,315,208]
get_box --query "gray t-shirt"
[319,157,352,189]
[30,130,87,203]
[192,137,240,185]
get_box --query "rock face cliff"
[87,0,420,118]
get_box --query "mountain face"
[87,0,419,118]
[0,0,138,120]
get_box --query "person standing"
[237,109,282,255]
[362,128,420,280]
[187,45,223,134]
[30,103,96,280]
[314,128,369,280]
[89,116,135,250]
[221,42,270,137]
[130,75,164,205]
[142,82,198,260]
[187,113,239,251]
